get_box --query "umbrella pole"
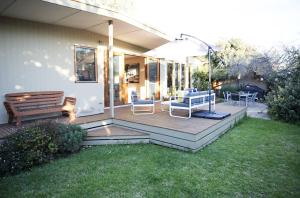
[208,47,212,113]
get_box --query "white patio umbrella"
[144,34,229,119]
[144,38,208,62]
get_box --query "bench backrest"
[5,91,64,111]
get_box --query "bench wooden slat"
[15,103,62,110]
[5,91,63,97]
[12,101,61,108]
[18,106,64,116]
[6,94,63,101]
[17,106,59,114]
[8,98,61,105]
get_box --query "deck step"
[80,119,113,130]
[82,125,150,145]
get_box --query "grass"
[0,118,300,197]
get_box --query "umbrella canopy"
[144,38,208,62]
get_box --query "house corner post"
[108,20,114,118]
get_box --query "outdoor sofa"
[169,90,215,119]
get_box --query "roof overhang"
[0,0,171,49]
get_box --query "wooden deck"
[113,103,243,134]
[0,103,246,151]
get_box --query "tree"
[265,47,300,123]
[249,49,284,78]
[211,38,257,79]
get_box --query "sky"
[133,0,300,51]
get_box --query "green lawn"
[1,118,300,197]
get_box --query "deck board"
[87,126,147,137]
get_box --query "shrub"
[57,124,87,153]
[265,48,300,123]
[220,84,240,95]
[192,71,209,90]
[0,121,86,176]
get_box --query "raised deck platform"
[0,103,246,152]
[79,103,246,152]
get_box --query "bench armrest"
[4,101,18,116]
[62,97,76,111]
[63,97,76,105]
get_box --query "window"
[181,64,185,90]
[75,46,97,82]
[149,60,157,83]
[167,62,173,88]
[175,63,179,90]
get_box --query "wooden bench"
[3,91,76,126]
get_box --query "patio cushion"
[205,95,215,102]
[191,97,204,105]
[180,90,215,105]
[185,88,198,93]
[185,88,193,93]
[131,91,138,102]
[183,92,200,104]
[171,102,189,108]
[133,100,153,105]
[177,91,185,102]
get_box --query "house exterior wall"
[0,17,147,124]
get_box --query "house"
[0,0,192,124]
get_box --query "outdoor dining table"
[231,92,252,106]
[238,92,253,106]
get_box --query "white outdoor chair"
[223,91,232,103]
[131,91,155,115]
[230,93,240,105]
[248,92,258,106]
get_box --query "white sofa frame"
[169,93,215,119]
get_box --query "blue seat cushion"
[131,95,138,102]
[133,100,153,105]
[178,90,215,105]
[171,102,189,107]
[191,97,204,105]
[204,95,215,102]
[185,88,198,93]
